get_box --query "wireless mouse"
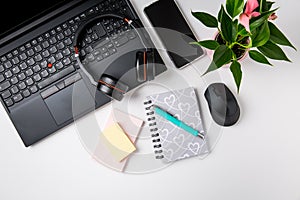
[204,83,240,127]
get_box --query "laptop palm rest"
[44,80,95,125]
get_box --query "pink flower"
[269,13,278,20]
[239,0,261,32]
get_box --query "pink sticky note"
[93,109,144,172]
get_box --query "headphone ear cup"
[97,74,129,101]
[136,51,146,83]
[136,51,155,82]
[146,51,155,81]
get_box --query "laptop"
[0,0,167,147]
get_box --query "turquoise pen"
[153,106,205,140]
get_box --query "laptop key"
[18,82,26,90]
[5,70,13,79]
[6,53,13,60]
[37,65,75,89]
[47,56,56,64]
[12,57,20,65]
[40,70,49,78]
[50,29,56,35]
[42,41,50,48]
[55,53,63,61]
[49,37,57,45]
[11,86,19,94]
[12,66,20,74]
[41,85,59,99]
[113,36,129,47]
[22,89,31,98]
[1,90,11,99]
[20,63,28,70]
[55,62,64,70]
[25,78,34,86]
[41,61,48,68]
[62,23,68,29]
[18,73,26,81]
[19,53,27,61]
[5,99,14,107]
[33,65,41,73]
[34,54,43,62]
[30,86,38,94]
[25,69,34,76]
[57,42,65,50]
[34,45,42,53]
[1,56,7,62]
[56,81,65,90]
[42,50,50,58]
[12,94,23,103]
[48,67,57,74]
[0,65,4,72]
[64,29,72,36]
[13,50,19,56]
[57,33,64,41]
[37,37,43,42]
[4,61,12,69]
[49,46,58,54]
[62,49,71,56]
[0,75,4,83]
[10,77,19,85]
[62,58,71,65]
[0,81,11,92]
[27,49,34,57]
[33,74,42,82]
[64,38,72,46]
[26,58,35,66]
[31,40,38,46]
[19,46,26,52]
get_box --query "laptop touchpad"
[44,80,95,125]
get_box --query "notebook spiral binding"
[144,100,164,159]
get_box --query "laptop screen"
[0,0,73,39]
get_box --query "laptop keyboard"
[0,0,137,108]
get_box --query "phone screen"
[144,0,204,69]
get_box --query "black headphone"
[74,14,155,101]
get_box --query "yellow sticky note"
[101,123,136,162]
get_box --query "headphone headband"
[73,13,137,53]
[73,13,154,101]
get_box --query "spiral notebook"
[144,87,208,163]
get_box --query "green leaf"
[204,45,233,75]
[192,11,218,28]
[268,22,297,50]
[250,8,278,31]
[266,1,275,10]
[259,0,267,12]
[251,21,270,47]
[191,40,220,50]
[232,19,238,41]
[257,41,291,62]
[238,24,250,37]
[226,0,244,18]
[230,60,242,93]
[249,50,272,66]
[220,9,233,42]
[218,5,225,22]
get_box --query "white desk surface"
[1,0,300,199]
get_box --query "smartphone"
[144,0,204,69]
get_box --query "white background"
[1,0,300,199]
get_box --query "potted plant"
[191,0,296,92]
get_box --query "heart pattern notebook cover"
[144,87,208,163]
